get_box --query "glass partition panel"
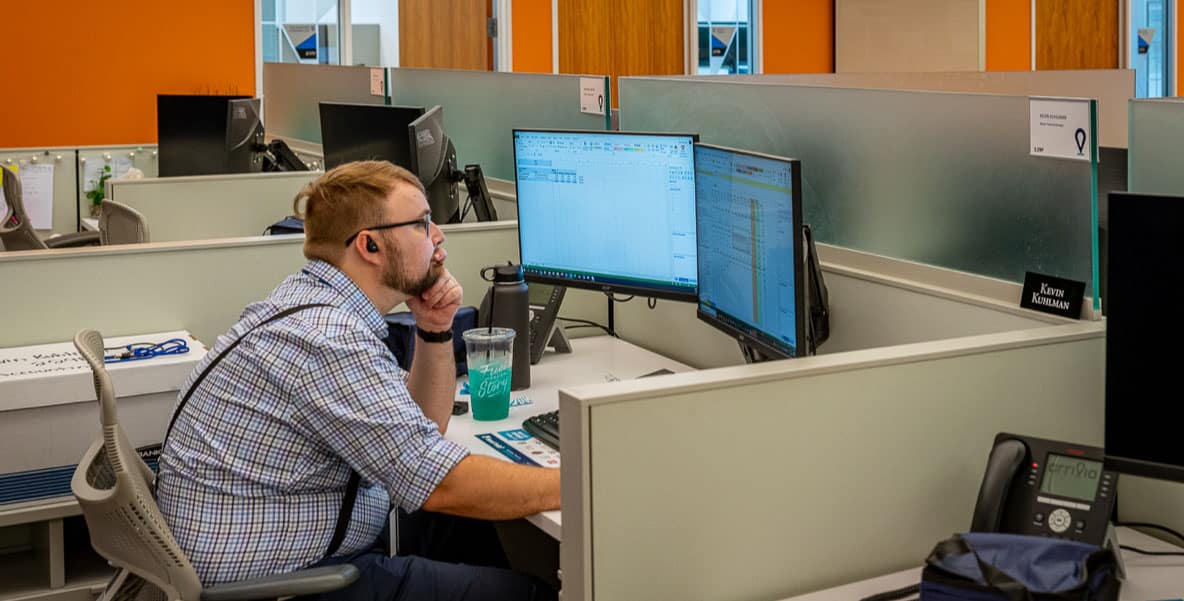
[643,70,1134,149]
[621,78,1100,303]
[1128,98,1184,194]
[263,63,385,143]
[387,68,611,181]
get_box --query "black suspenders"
[162,303,362,559]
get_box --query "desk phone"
[971,432,1117,545]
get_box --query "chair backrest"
[0,165,48,251]
[99,200,150,245]
[70,329,202,601]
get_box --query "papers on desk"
[476,430,560,468]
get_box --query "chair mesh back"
[0,166,48,251]
[99,200,150,245]
[71,330,202,601]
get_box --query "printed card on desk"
[1020,271,1085,319]
[476,429,560,468]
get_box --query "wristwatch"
[416,328,453,343]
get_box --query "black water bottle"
[479,263,531,390]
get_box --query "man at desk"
[157,161,560,600]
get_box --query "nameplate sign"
[1020,272,1085,319]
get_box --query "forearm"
[406,337,456,432]
[421,455,561,520]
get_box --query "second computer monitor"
[513,129,699,301]
[319,102,425,170]
[158,94,250,177]
[695,143,805,359]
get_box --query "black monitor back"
[1104,191,1184,483]
[409,106,459,223]
[225,98,265,174]
[319,103,424,170]
[158,94,249,177]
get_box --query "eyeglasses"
[344,214,432,247]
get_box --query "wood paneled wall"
[1035,0,1119,69]
[558,0,684,107]
[400,0,491,70]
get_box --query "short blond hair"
[294,160,426,264]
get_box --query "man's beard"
[383,255,442,298]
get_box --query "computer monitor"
[319,102,426,170]
[158,94,249,177]
[694,143,805,360]
[409,105,462,224]
[225,98,265,174]
[1104,191,1184,483]
[512,129,699,301]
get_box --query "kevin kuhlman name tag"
[1020,272,1085,319]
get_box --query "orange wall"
[763,0,834,73]
[986,0,1032,70]
[0,2,255,148]
[513,0,554,72]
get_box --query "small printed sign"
[1020,272,1085,319]
[370,67,384,96]
[579,77,606,116]
[1030,98,1092,162]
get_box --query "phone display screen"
[528,283,553,306]
[1039,453,1103,502]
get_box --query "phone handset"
[969,438,1028,533]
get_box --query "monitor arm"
[261,140,310,172]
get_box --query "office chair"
[0,166,99,251]
[99,199,150,245]
[69,329,359,601]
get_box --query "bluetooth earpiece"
[365,237,379,253]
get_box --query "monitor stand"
[542,320,573,355]
[739,342,775,364]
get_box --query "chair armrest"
[44,231,101,248]
[200,565,359,601]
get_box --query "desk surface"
[783,527,1183,601]
[443,335,691,540]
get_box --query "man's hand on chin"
[406,266,463,332]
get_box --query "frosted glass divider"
[619,77,1100,306]
[262,63,387,143]
[387,68,611,181]
[1128,98,1184,195]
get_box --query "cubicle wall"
[107,172,318,242]
[0,148,77,236]
[387,69,612,181]
[559,320,1105,601]
[263,63,386,144]
[78,145,158,222]
[672,70,1133,148]
[1128,98,1184,195]
[618,244,1062,369]
[0,222,606,350]
[619,78,1101,307]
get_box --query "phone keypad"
[1047,508,1072,533]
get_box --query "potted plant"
[86,165,112,217]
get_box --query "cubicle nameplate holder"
[1029,97,1093,162]
[1020,272,1085,319]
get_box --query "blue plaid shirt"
[157,260,469,585]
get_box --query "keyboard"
[522,409,560,450]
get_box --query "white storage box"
[0,331,206,505]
